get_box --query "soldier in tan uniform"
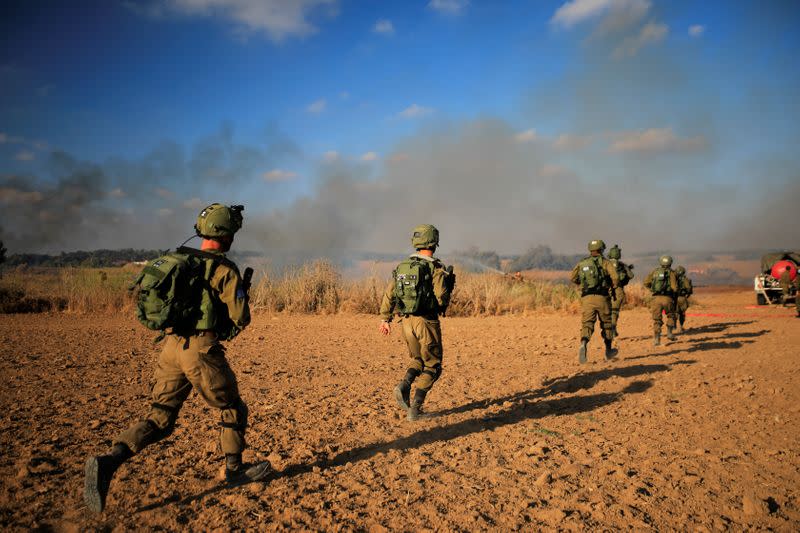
[795,273,800,317]
[607,244,634,338]
[644,255,679,346]
[674,265,694,331]
[379,224,455,421]
[84,204,270,513]
[570,240,619,364]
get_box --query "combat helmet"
[608,244,621,259]
[659,255,673,267]
[676,265,686,275]
[588,239,606,252]
[195,203,244,239]
[411,224,439,250]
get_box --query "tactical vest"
[677,275,693,296]
[611,259,632,287]
[577,256,609,295]
[650,267,674,296]
[393,257,437,315]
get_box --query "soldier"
[644,255,679,346]
[84,203,270,513]
[675,265,694,331]
[570,240,619,364]
[779,266,792,306]
[607,244,634,338]
[379,224,455,421]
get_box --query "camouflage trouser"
[781,286,791,305]
[580,294,613,342]
[650,296,676,335]
[676,296,690,325]
[400,315,443,393]
[610,287,626,329]
[115,332,248,456]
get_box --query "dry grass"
[0,263,652,316]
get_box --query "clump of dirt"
[0,289,797,530]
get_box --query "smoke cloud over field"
[1,2,797,257]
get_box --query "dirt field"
[1,289,798,531]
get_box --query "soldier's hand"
[379,321,392,336]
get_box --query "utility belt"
[398,312,439,320]
[581,287,610,297]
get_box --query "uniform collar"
[409,253,437,263]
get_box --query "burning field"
[0,287,798,530]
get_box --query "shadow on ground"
[137,359,693,512]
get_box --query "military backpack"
[393,258,437,315]
[650,267,673,295]
[130,247,231,332]
[577,256,608,294]
[612,259,633,287]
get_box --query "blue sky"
[1,0,798,254]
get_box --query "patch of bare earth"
[0,289,798,530]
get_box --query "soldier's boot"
[578,339,588,364]
[407,389,428,421]
[394,369,418,411]
[680,318,686,331]
[653,331,661,346]
[84,443,133,513]
[225,454,273,485]
[604,339,618,360]
[612,326,619,339]
[666,326,676,341]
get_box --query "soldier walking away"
[779,265,793,306]
[795,273,800,317]
[84,203,270,513]
[644,255,679,346]
[607,244,634,338]
[570,240,619,364]
[379,224,455,421]
[675,265,694,332]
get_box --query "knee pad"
[220,398,248,431]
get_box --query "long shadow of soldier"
[624,320,756,341]
[433,361,693,418]
[137,360,691,513]
[625,339,757,361]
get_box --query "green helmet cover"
[660,255,673,267]
[608,244,621,259]
[195,203,244,239]
[676,265,686,275]
[588,239,606,252]
[411,224,439,250]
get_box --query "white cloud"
[398,103,434,119]
[323,150,339,162]
[263,168,298,181]
[158,208,174,217]
[162,0,338,42]
[155,187,174,198]
[14,150,35,161]
[428,0,469,15]
[109,188,126,198]
[514,129,538,143]
[688,24,705,37]
[551,0,650,29]
[306,98,326,114]
[183,197,205,209]
[339,91,349,100]
[613,22,668,58]
[552,134,592,150]
[360,152,379,161]
[610,127,707,154]
[372,19,394,35]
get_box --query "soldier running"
[644,255,679,346]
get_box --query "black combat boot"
[84,443,133,513]
[604,339,618,360]
[666,326,676,341]
[653,332,661,346]
[224,454,272,485]
[578,339,588,364]
[407,389,428,421]
[394,369,419,411]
